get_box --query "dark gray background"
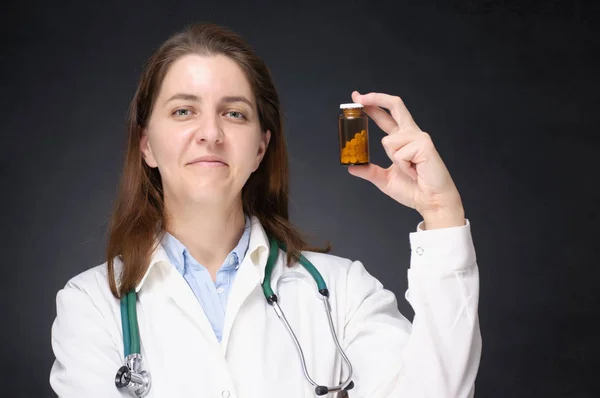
[2,0,598,396]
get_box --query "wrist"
[422,207,465,230]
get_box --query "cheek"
[245,135,264,161]
[148,125,187,164]
[232,137,262,172]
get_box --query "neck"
[164,196,246,276]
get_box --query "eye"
[173,109,193,117]
[226,110,247,120]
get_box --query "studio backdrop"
[1,1,598,396]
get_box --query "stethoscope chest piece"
[115,354,151,397]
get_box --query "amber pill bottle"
[338,103,369,166]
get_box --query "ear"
[253,129,271,172]
[140,129,159,168]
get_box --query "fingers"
[362,105,398,135]
[347,163,388,191]
[391,140,420,181]
[381,132,431,181]
[381,133,412,156]
[352,91,419,131]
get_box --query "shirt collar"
[160,232,187,275]
[225,213,252,270]
[134,215,270,292]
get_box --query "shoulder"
[67,257,119,290]
[301,250,353,269]
[51,260,124,369]
[56,258,123,314]
[299,250,384,291]
[298,250,401,327]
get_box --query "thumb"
[348,164,387,191]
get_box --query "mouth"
[189,160,227,167]
[188,156,228,167]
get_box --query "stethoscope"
[115,236,355,396]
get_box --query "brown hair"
[105,22,329,298]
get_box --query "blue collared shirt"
[161,215,252,342]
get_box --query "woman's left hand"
[348,91,465,230]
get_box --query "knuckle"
[420,132,435,149]
[392,150,403,162]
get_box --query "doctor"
[50,22,481,397]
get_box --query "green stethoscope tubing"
[262,235,328,299]
[120,291,140,357]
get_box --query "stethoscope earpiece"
[315,380,354,395]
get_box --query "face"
[140,54,271,208]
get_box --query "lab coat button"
[416,247,424,256]
[222,390,231,398]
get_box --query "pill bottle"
[338,103,369,166]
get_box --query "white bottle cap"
[340,103,364,109]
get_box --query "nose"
[193,113,224,144]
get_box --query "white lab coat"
[50,216,481,397]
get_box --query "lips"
[188,155,228,166]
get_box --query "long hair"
[106,22,329,298]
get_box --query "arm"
[342,221,481,397]
[50,281,127,398]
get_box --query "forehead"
[158,53,254,101]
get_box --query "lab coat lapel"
[220,251,287,354]
[220,216,274,351]
[141,245,218,345]
[161,262,219,344]
[220,253,261,350]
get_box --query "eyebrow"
[221,95,253,108]
[166,93,200,103]
[165,93,253,108]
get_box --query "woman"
[50,22,481,397]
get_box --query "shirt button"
[416,247,424,256]
[222,390,231,398]
[216,287,225,294]
[229,255,236,265]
